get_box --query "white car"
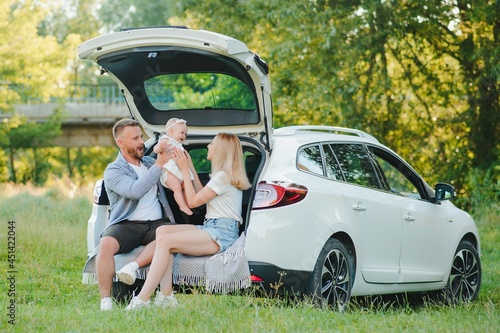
[80,26,481,310]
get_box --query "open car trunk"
[78,26,274,151]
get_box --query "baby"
[154,118,195,215]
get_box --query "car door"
[370,147,449,283]
[326,143,403,284]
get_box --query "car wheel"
[306,238,355,311]
[444,240,481,304]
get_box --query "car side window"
[322,144,343,180]
[376,158,421,198]
[369,147,425,199]
[370,147,424,199]
[297,145,324,175]
[330,144,381,189]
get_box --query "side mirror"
[435,183,456,201]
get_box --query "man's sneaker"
[100,297,113,311]
[116,263,137,285]
[154,291,179,308]
[125,296,150,310]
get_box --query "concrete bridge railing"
[8,102,131,147]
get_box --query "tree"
[0,109,62,184]
[166,0,498,198]
[36,0,110,92]
[96,0,176,32]
[37,0,101,43]
[453,0,499,169]
[0,0,79,183]
[0,0,80,105]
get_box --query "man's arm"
[104,162,162,200]
[105,144,173,200]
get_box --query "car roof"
[274,126,380,144]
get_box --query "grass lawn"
[0,183,498,332]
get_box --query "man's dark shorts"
[101,219,175,254]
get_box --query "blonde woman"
[125,133,251,309]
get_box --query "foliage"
[0,101,116,185]
[146,73,256,110]
[0,145,116,186]
[62,146,117,184]
[1,109,62,149]
[457,165,500,214]
[0,0,498,208]
[0,108,62,184]
[37,0,101,43]
[0,0,113,185]
[0,0,81,105]
[36,0,108,89]
[155,0,499,206]
[97,0,176,32]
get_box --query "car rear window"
[297,145,324,175]
[144,73,256,111]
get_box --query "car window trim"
[368,145,430,201]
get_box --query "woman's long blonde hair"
[210,133,251,190]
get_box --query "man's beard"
[126,145,144,160]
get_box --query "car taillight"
[252,181,307,209]
[250,275,264,283]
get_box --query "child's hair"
[165,118,187,135]
[210,133,251,190]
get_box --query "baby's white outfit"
[159,135,194,188]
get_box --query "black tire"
[443,240,481,304]
[305,238,355,311]
[111,281,143,304]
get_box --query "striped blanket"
[82,233,251,293]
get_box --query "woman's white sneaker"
[154,291,179,308]
[100,297,113,311]
[125,296,150,310]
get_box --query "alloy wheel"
[448,247,480,303]
[321,249,351,309]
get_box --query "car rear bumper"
[248,261,312,295]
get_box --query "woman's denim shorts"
[197,217,239,253]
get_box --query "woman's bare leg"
[136,226,219,302]
[159,253,174,295]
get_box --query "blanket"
[82,233,251,294]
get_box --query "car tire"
[111,281,142,304]
[443,240,481,304]
[305,238,355,311]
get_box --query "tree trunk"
[67,147,73,178]
[470,74,500,169]
[9,148,16,183]
[33,147,38,184]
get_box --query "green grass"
[0,183,498,333]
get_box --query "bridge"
[7,85,132,147]
[14,102,130,147]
